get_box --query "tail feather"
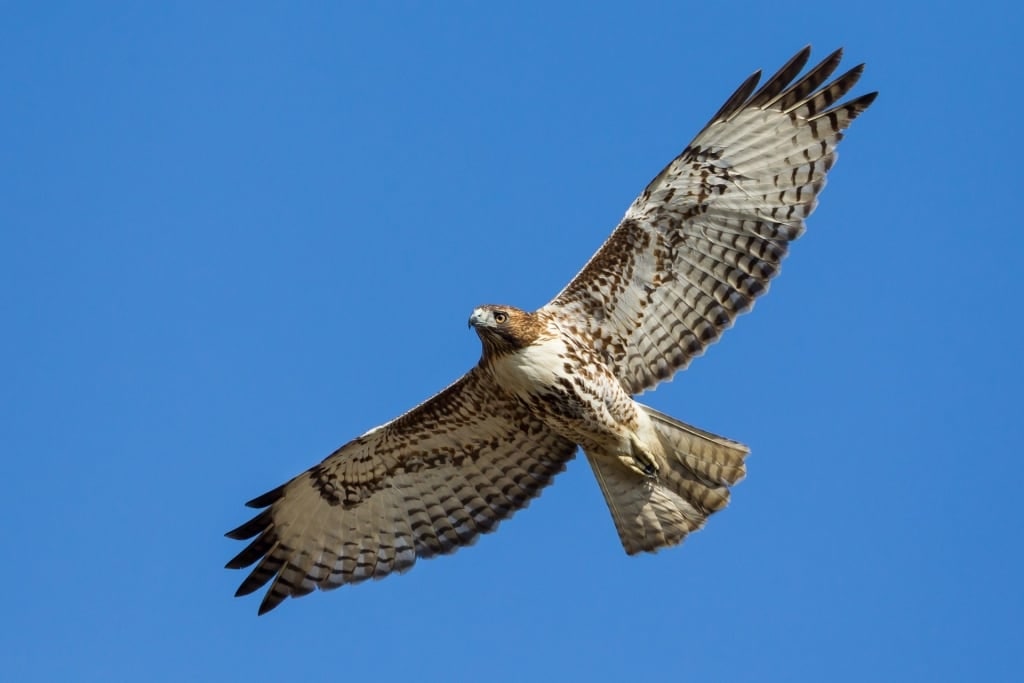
[643,405,748,486]
[587,406,750,555]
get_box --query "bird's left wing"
[543,47,876,395]
[226,366,577,614]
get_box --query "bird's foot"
[622,435,660,478]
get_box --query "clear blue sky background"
[3,2,1021,681]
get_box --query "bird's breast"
[487,335,569,397]
[486,334,636,447]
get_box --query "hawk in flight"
[227,46,876,614]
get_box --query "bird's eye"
[493,311,508,324]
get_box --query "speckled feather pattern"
[227,47,875,613]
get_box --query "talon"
[627,435,660,478]
[637,454,659,477]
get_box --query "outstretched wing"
[226,367,577,614]
[543,47,877,395]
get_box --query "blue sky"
[3,2,1021,681]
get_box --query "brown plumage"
[468,305,546,355]
[227,46,876,614]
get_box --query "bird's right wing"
[226,366,577,614]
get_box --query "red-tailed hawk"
[227,46,876,614]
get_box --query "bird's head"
[468,305,544,356]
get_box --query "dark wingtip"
[225,508,273,540]
[703,69,762,128]
[747,45,814,109]
[817,89,878,124]
[854,90,879,109]
[235,582,262,598]
[233,560,280,598]
[258,592,285,615]
[245,484,286,509]
[820,47,847,78]
[225,553,247,570]
[225,530,275,569]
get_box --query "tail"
[586,405,750,555]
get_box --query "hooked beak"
[468,309,486,329]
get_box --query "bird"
[226,46,877,614]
